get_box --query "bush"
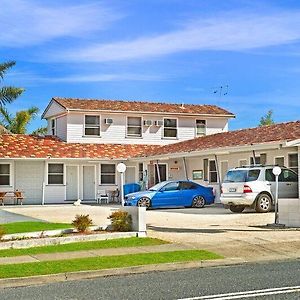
[108,211,132,232]
[72,214,93,233]
[0,226,5,240]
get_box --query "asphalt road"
[1,260,300,300]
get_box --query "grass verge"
[0,250,223,279]
[0,221,71,234]
[0,237,167,257]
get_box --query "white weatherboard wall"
[65,112,229,145]
[279,198,300,227]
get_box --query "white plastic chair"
[97,190,109,204]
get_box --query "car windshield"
[224,169,260,182]
[148,182,168,191]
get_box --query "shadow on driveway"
[0,209,45,224]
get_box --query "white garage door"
[15,161,44,204]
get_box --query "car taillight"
[243,185,252,193]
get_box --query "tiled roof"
[52,97,235,116]
[0,125,10,134]
[147,121,300,157]
[0,135,160,159]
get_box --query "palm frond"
[26,106,39,119]
[31,126,48,135]
[0,61,16,80]
[12,111,31,134]
[0,106,13,126]
[0,86,24,106]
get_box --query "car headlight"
[128,196,136,200]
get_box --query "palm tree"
[0,106,39,134]
[0,61,24,106]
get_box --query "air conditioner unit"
[104,118,113,125]
[143,120,152,126]
[154,120,163,126]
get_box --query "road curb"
[0,258,246,289]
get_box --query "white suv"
[220,166,298,213]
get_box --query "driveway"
[0,209,43,224]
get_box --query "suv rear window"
[224,169,260,183]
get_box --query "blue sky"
[1,0,300,131]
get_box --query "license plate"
[229,188,237,192]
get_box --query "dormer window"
[196,120,206,136]
[127,117,142,137]
[85,115,100,136]
[163,118,177,138]
[51,119,56,135]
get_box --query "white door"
[125,167,136,184]
[66,166,78,200]
[15,161,44,204]
[83,166,95,200]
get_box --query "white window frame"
[288,152,298,173]
[51,118,56,136]
[208,159,218,183]
[47,163,65,185]
[163,117,178,139]
[100,163,116,185]
[195,119,206,137]
[126,116,143,138]
[274,156,285,167]
[84,114,101,137]
[0,163,11,186]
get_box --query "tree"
[0,61,24,106]
[259,110,275,126]
[31,126,48,135]
[0,106,39,134]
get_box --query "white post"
[272,166,281,225]
[117,163,127,207]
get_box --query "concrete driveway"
[2,204,300,263]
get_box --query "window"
[101,164,116,184]
[209,160,218,183]
[161,181,179,191]
[85,115,100,136]
[275,157,284,167]
[0,164,10,185]
[48,164,64,185]
[163,118,177,138]
[250,156,261,165]
[260,153,267,165]
[51,119,56,135]
[196,120,206,136]
[266,168,298,182]
[239,159,247,167]
[138,163,144,181]
[288,153,298,174]
[203,159,208,181]
[127,117,142,137]
[224,169,260,183]
[180,181,198,190]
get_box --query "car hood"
[125,190,155,200]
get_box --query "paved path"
[0,209,44,224]
[0,243,191,265]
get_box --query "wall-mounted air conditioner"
[154,120,163,126]
[104,118,113,125]
[143,120,152,126]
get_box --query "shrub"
[0,226,5,240]
[72,214,93,233]
[108,211,132,232]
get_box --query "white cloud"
[0,0,121,47]
[52,10,300,62]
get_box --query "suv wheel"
[255,194,272,213]
[229,205,245,213]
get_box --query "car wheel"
[255,194,272,213]
[137,197,151,208]
[229,205,245,213]
[192,196,205,208]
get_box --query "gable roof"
[42,97,235,118]
[0,135,160,159]
[146,121,300,157]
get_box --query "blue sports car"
[124,180,215,209]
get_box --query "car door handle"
[286,183,292,186]
[266,183,271,186]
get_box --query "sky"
[1,0,300,132]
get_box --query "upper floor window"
[51,119,56,135]
[163,118,177,138]
[196,120,206,136]
[288,153,298,174]
[127,117,142,137]
[85,116,100,136]
[0,164,10,186]
[48,163,64,185]
[101,164,116,184]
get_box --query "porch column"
[155,160,161,183]
[182,157,189,180]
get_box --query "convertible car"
[124,180,215,209]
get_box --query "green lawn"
[0,237,167,257]
[0,250,223,279]
[0,221,71,234]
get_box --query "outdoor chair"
[0,192,6,206]
[14,190,25,205]
[97,190,109,204]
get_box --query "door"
[265,168,287,198]
[83,166,95,200]
[66,166,78,200]
[125,166,136,184]
[154,181,181,206]
[220,161,229,183]
[279,169,298,198]
[154,164,167,184]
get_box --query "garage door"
[15,161,44,204]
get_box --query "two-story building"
[0,97,299,204]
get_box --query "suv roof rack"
[235,164,287,169]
